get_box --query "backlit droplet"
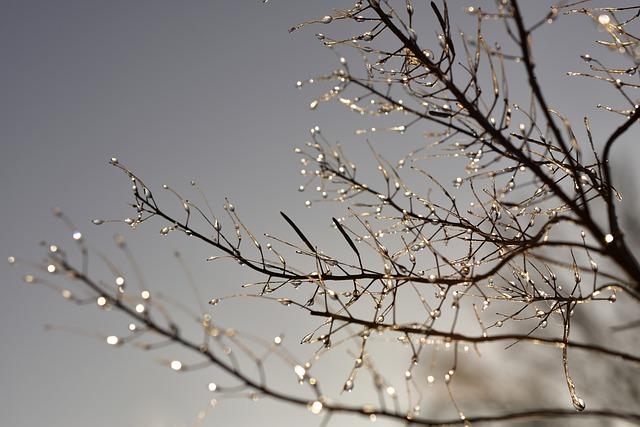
[309,400,323,414]
[135,304,145,313]
[604,233,614,243]
[170,360,183,371]
[294,364,306,379]
[97,296,107,306]
[72,231,82,241]
[208,382,217,392]
[598,14,610,25]
[106,335,119,345]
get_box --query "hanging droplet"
[320,15,333,24]
[294,364,306,379]
[598,14,610,25]
[309,400,323,414]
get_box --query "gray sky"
[2,1,638,426]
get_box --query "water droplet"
[309,400,323,414]
[170,360,183,371]
[278,298,293,306]
[106,335,119,345]
[598,14,610,25]
[294,364,306,379]
[320,15,332,24]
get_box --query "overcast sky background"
[2,1,639,426]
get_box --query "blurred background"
[1,1,639,426]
